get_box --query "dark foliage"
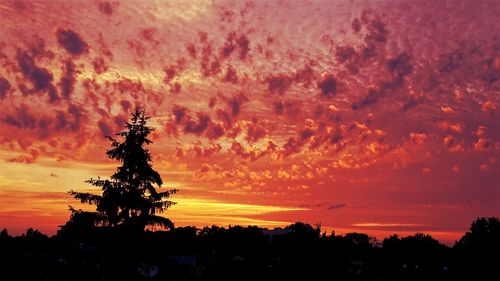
[454,217,500,281]
[0,218,499,281]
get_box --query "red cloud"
[474,138,493,152]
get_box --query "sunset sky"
[0,0,498,244]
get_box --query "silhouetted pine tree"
[66,108,177,232]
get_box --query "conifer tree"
[66,108,177,232]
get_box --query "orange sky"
[0,0,498,244]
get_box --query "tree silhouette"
[66,108,177,232]
[454,217,500,280]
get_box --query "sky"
[0,0,498,244]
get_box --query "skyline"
[0,0,499,244]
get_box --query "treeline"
[0,217,499,281]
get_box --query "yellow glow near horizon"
[164,197,307,228]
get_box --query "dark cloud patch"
[361,43,377,61]
[208,97,217,108]
[2,104,37,129]
[439,47,466,73]
[0,77,11,99]
[273,100,301,117]
[402,96,419,111]
[420,71,440,92]
[200,42,221,77]
[55,28,88,56]
[163,60,186,84]
[186,43,197,59]
[190,143,222,158]
[482,56,500,85]
[380,77,404,92]
[204,59,221,77]
[299,128,314,141]
[8,149,40,164]
[112,78,145,94]
[344,11,389,64]
[435,43,498,87]
[220,32,237,58]
[127,40,146,57]
[230,142,247,159]
[16,50,59,102]
[274,100,285,115]
[351,18,361,33]
[281,137,303,157]
[266,66,317,96]
[217,6,236,22]
[387,53,413,78]
[169,83,181,94]
[141,28,160,46]
[58,60,77,99]
[54,111,67,130]
[11,0,33,12]
[363,14,388,44]
[299,202,328,208]
[318,74,337,97]
[62,103,86,132]
[18,103,87,134]
[19,56,52,90]
[1,103,87,140]
[164,121,178,137]
[98,1,115,15]
[351,53,412,110]
[327,202,347,210]
[351,89,381,110]
[329,128,343,145]
[236,34,250,60]
[92,57,108,74]
[216,108,232,128]
[119,100,131,112]
[113,114,127,128]
[206,123,225,140]
[225,125,241,139]
[266,35,274,44]
[229,141,269,161]
[184,112,211,135]
[294,66,315,87]
[27,35,54,60]
[97,119,113,137]
[246,120,266,143]
[227,93,249,117]
[335,45,363,74]
[198,31,208,42]
[96,33,113,59]
[266,74,292,95]
[172,105,189,124]
[231,140,279,161]
[164,65,178,84]
[335,45,357,64]
[224,65,238,83]
[199,41,222,77]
